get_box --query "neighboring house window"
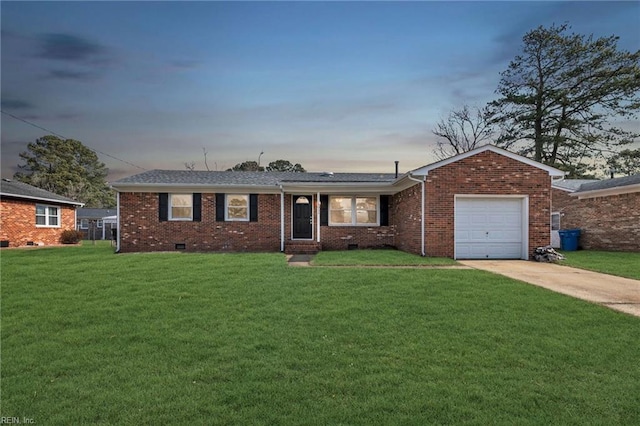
[226,195,249,221]
[551,212,561,231]
[36,204,60,227]
[97,219,103,228]
[80,219,89,229]
[329,196,378,226]
[169,194,193,220]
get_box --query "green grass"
[561,250,640,280]
[312,249,458,266]
[2,245,639,425]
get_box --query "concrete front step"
[285,242,321,255]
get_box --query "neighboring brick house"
[76,208,117,240]
[0,179,83,247]
[552,174,640,251]
[111,145,564,259]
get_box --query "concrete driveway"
[458,260,640,317]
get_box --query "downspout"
[279,185,285,252]
[407,174,426,256]
[317,191,321,244]
[116,191,121,253]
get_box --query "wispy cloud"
[36,33,109,63]
[46,69,96,81]
[1,99,35,110]
[33,33,116,82]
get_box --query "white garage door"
[455,197,525,259]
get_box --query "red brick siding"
[551,189,581,229]
[552,188,640,251]
[424,151,552,258]
[320,225,396,250]
[392,184,422,254]
[119,192,281,253]
[284,194,397,251]
[0,198,76,247]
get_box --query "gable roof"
[409,145,565,177]
[552,179,599,192]
[112,145,564,193]
[572,173,640,198]
[0,179,83,206]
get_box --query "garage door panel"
[471,215,489,224]
[456,243,523,259]
[455,198,525,259]
[471,230,488,240]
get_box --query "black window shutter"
[215,193,225,222]
[250,194,258,222]
[380,195,390,226]
[193,193,202,222]
[159,193,168,222]
[320,195,329,226]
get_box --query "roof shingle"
[576,174,640,193]
[0,179,82,205]
[112,170,398,186]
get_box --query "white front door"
[455,197,526,259]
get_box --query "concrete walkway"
[459,260,640,317]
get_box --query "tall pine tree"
[14,135,115,207]
[489,24,640,177]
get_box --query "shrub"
[60,230,84,244]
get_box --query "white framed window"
[169,194,193,220]
[80,219,89,229]
[329,196,379,226]
[551,212,561,231]
[96,219,103,228]
[226,194,249,221]
[36,204,60,227]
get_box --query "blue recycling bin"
[558,229,581,251]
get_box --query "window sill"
[328,223,380,227]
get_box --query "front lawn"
[561,250,640,280]
[312,249,457,266]
[1,245,638,425]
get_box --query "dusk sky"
[2,1,639,181]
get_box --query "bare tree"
[432,105,493,160]
[202,148,210,171]
[184,148,210,171]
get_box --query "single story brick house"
[76,208,117,240]
[552,174,640,251]
[111,145,564,259]
[0,179,83,247]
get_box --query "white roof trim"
[570,183,640,199]
[551,185,576,193]
[0,191,84,207]
[410,145,566,177]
